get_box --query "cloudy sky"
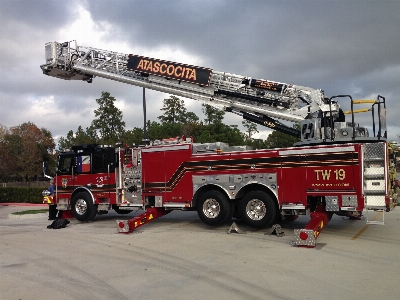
[1,0,399,144]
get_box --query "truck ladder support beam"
[116,207,171,233]
[293,207,330,247]
[238,110,301,138]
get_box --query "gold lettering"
[175,66,182,77]
[146,60,153,71]
[334,169,346,180]
[153,62,160,73]
[160,63,167,74]
[137,59,144,70]
[321,170,331,180]
[314,169,331,180]
[184,68,192,78]
[167,65,175,76]
[188,69,196,80]
[131,56,204,84]
[263,121,275,128]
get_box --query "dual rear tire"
[197,190,232,226]
[238,191,277,228]
[196,190,277,228]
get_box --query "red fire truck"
[40,41,398,246]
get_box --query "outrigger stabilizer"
[293,205,331,247]
[116,208,171,233]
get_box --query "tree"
[58,125,98,150]
[146,120,182,140]
[202,104,224,125]
[0,124,7,138]
[185,111,199,123]
[265,126,300,149]
[85,125,99,144]
[0,124,12,181]
[0,122,55,181]
[158,96,188,124]
[248,138,269,149]
[91,91,125,144]
[242,120,259,141]
[121,127,143,146]
[58,130,74,150]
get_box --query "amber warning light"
[127,55,212,86]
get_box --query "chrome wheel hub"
[246,199,266,220]
[75,199,87,215]
[203,198,220,219]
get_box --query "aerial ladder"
[40,40,387,145]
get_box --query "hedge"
[0,187,45,204]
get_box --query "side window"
[77,155,91,173]
[92,152,107,173]
[58,156,73,174]
[92,150,116,173]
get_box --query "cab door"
[91,149,116,200]
[56,153,75,195]
[74,152,92,188]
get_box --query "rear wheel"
[239,191,277,228]
[71,192,97,222]
[197,190,231,226]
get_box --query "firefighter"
[47,179,57,220]
[47,179,63,221]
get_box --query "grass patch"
[12,209,48,215]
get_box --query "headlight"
[42,190,51,196]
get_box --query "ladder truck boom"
[41,40,356,142]
[41,41,387,144]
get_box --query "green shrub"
[0,187,44,204]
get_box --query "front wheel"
[239,191,277,228]
[197,190,231,226]
[71,192,97,221]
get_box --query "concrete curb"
[0,203,48,207]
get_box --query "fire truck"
[40,41,398,246]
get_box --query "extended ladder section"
[40,41,332,138]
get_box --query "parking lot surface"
[1,204,399,300]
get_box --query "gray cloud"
[1,0,399,142]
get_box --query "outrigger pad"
[266,224,285,237]
[227,222,246,234]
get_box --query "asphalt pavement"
[1,202,399,300]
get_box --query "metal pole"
[142,87,150,144]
